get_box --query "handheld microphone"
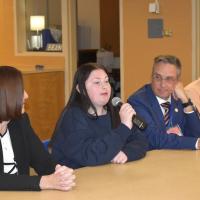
[112,97,147,130]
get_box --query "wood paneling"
[23,71,65,140]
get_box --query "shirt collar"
[156,96,171,105]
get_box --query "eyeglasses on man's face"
[152,73,178,84]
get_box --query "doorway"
[76,0,121,97]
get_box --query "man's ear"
[76,85,80,93]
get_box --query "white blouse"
[0,129,18,174]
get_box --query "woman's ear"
[76,85,80,93]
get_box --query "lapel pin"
[175,108,178,112]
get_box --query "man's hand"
[174,82,188,103]
[174,82,193,112]
[196,138,200,150]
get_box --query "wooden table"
[2,150,200,200]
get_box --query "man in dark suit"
[128,55,200,150]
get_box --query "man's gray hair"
[152,55,182,78]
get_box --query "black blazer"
[0,113,55,191]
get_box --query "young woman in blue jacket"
[51,63,148,169]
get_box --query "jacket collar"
[146,84,179,127]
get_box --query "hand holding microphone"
[119,103,136,130]
[112,97,147,130]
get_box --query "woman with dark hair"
[0,66,75,191]
[51,63,148,169]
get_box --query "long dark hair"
[67,63,112,116]
[50,63,120,145]
[0,66,24,123]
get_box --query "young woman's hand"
[39,164,76,191]
[111,151,128,164]
[119,103,136,129]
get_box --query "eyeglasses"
[152,74,177,84]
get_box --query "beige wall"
[0,0,193,102]
[121,0,192,100]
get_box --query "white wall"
[77,0,100,49]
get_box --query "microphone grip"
[132,115,147,130]
[113,99,147,130]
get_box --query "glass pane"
[25,0,62,51]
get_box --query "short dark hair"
[0,66,24,122]
[153,55,182,77]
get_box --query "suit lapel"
[146,85,166,129]
[147,85,182,129]
[170,96,181,125]
[146,85,163,120]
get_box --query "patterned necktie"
[161,102,170,126]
